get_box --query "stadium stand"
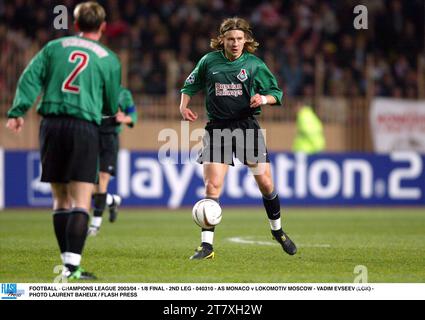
[0,0,424,151]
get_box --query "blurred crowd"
[1,0,424,101]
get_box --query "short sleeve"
[253,62,283,106]
[180,55,208,96]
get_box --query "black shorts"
[39,116,99,183]
[99,132,119,176]
[198,117,270,166]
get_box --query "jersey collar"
[220,50,247,63]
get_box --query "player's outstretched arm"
[179,93,198,122]
[6,117,25,133]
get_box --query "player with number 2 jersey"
[6,1,121,280]
[7,35,120,124]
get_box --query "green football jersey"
[100,87,137,134]
[7,36,121,125]
[181,51,283,120]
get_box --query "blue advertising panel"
[3,150,425,207]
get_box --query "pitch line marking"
[227,236,331,248]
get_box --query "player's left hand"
[115,111,132,124]
[250,94,266,108]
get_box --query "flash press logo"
[1,283,25,299]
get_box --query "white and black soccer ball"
[192,199,222,229]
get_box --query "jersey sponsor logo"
[215,83,243,97]
[186,73,196,84]
[237,69,248,82]
[62,37,108,58]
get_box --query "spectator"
[0,0,423,104]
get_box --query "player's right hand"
[180,108,198,122]
[6,117,24,133]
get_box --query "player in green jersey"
[88,87,138,236]
[180,17,297,260]
[6,1,121,279]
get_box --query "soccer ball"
[192,199,222,229]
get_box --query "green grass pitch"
[0,208,424,283]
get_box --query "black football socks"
[262,190,282,231]
[53,208,72,261]
[65,209,89,272]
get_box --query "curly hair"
[210,17,259,53]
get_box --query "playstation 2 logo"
[1,283,24,299]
